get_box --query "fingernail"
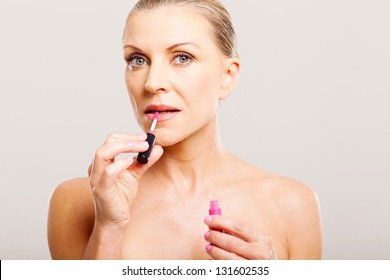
[204,231,210,240]
[204,216,212,224]
[141,141,149,146]
[205,243,212,252]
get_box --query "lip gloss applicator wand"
[137,112,159,164]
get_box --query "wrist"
[84,221,128,260]
[95,219,129,233]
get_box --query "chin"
[154,130,189,148]
[155,137,179,148]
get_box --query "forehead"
[124,6,215,49]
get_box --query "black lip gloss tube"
[137,112,158,164]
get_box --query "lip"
[144,104,181,122]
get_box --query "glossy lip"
[144,104,181,122]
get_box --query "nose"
[144,60,171,94]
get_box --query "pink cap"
[209,200,222,215]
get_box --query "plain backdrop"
[0,0,389,259]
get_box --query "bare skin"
[47,6,322,260]
[48,151,321,259]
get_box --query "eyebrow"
[123,42,201,51]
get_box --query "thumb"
[128,145,164,181]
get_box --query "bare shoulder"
[257,172,322,259]
[48,177,95,259]
[259,172,320,214]
[231,156,320,215]
[231,156,322,259]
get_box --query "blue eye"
[172,53,193,65]
[128,55,147,69]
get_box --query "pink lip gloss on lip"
[137,112,159,164]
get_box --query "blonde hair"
[126,0,238,58]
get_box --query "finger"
[205,230,253,259]
[204,215,258,242]
[90,140,149,186]
[127,145,164,181]
[93,157,135,196]
[95,141,149,163]
[205,243,245,260]
[104,133,147,144]
[204,216,276,260]
[206,241,276,260]
[89,133,147,177]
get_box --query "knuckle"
[226,238,242,251]
[103,166,115,178]
[95,147,105,159]
[105,133,116,144]
[233,221,246,234]
[233,221,242,231]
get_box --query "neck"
[149,117,227,194]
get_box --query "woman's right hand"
[89,132,163,230]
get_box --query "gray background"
[0,0,389,259]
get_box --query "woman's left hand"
[204,215,277,260]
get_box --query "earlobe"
[219,58,240,100]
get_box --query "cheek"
[125,72,144,108]
[181,67,222,109]
[125,71,147,127]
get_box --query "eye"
[172,52,194,65]
[127,55,148,69]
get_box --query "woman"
[48,0,322,260]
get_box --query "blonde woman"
[48,0,322,260]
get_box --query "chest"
[122,198,210,259]
[121,187,288,259]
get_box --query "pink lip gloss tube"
[209,200,222,215]
[208,200,223,233]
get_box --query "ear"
[219,57,240,100]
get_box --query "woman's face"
[123,6,238,146]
